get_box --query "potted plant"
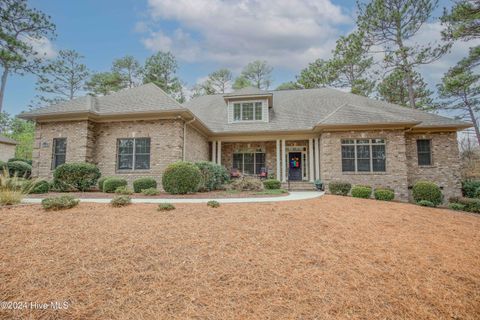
[314,179,324,191]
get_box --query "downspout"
[183,117,196,161]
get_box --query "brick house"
[20,83,470,201]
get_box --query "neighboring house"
[20,83,470,201]
[0,136,17,162]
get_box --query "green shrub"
[158,203,175,211]
[7,160,32,178]
[374,188,395,201]
[115,186,133,195]
[448,203,466,211]
[263,179,281,190]
[103,178,128,193]
[30,180,50,194]
[412,181,443,206]
[142,188,159,196]
[53,163,101,191]
[8,158,32,165]
[449,197,480,213]
[0,160,7,170]
[461,180,480,198]
[133,177,157,193]
[195,161,230,191]
[351,185,372,199]
[162,161,201,194]
[97,176,113,192]
[474,187,480,198]
[417,200,435,207]
[229,177,264,191]
[110,195,131,207]
[207,200,220,208]
[328,181,351,196]
[41,195,79,211]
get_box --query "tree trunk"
[404,68,416,109]
[0,67,9,113]
[466,98,480,146]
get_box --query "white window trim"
[116,137,151,171]
[233,151,266,175]
[341,138,386,173]
[230,100,265,123]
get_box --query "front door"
[288,152,302,181]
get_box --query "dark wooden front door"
[288,152,302,181]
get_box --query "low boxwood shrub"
[162,161,201,194]
[351,185,372,199]
[29,180,50,194]
[133,177,157,193]
[115,186,133,195]
[103,178,128,193]
[7,160,32,178]
[158,203,175,211]
[110,195,131,207]
[0,160,7,170]
[195,161,230,191]
[449,197,480,213]
[448,203,466,211]
[263,179,281,190]
[53,162,101,191]
[328,181,351,196]
[142,188,159,196]
[8,158,32,165]
[374,188,395,201]
[412,181,443,206]
[461,180,480,198]
[97,176,113,192]
[207,200,220,208]
[417,200,435,207]
[42,195,79,211]
[229,177,264,191]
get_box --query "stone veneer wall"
[33,120,93,179]
[221,141,277,178]
[184,124,209,163]
[320,130,410,201]
[405,131,461,200]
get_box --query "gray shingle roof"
[184,88,470,133]
[223,86,272,98]
[0,136,17,145]
[20,83,186,118]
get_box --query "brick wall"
[184,124,209,162]
[0,143,16,162]
[405,131,461,200]
[221,141,277,177]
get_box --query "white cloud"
[139,0,351,70]
[24,36,57,59]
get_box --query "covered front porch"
[209,136,321,183]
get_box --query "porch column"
[309,138,314,182]
[212,141,216,163]
[281,139,286,182]
[276,139,281,180]
[217,140,222,165]
[314,137,320,180]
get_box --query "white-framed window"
[232,151,266,174]
[233,101,263,121]
[341,139,386,173]
[416,139,432,166]
[117,138,151,170]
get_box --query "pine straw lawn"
[0,195,479,320]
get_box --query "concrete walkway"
[23,191,324,204]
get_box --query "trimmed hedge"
[374,188,395,201]
[7,161,32,178]
[53,163,100,191]
[412,181,442,206]
[417,200,435,207]
[328,181,351,196]
[30,180,50,194]
[351,185,372,199]
[461,180,480,198]
[195,161,229,191]
[263,179,281,190]
[162,161,201,194]
[448,203,465,211]
[42,195,79,211]
[142,188,159,196]
[8,158,32,165]
[133,177,157,193]
[449,197,480,213]
[97,176,113,192]
[110,195,131,207]
[103,178,128,193]
[115,186,133,195]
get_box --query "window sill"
[418,165,436,168]
[232,120,265,123]
[341,172,387,175]
[115,169,151,174]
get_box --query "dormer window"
[233,101,263,121]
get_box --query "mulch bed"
[25,190,288,199]
[1,195,479,319]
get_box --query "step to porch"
[282,181,316,191]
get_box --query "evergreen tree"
[239,60,272,89]
[296,59,336,89]
[143,51,184,102]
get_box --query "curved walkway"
[23,191,324,204]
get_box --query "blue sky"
[3,0,476,116]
